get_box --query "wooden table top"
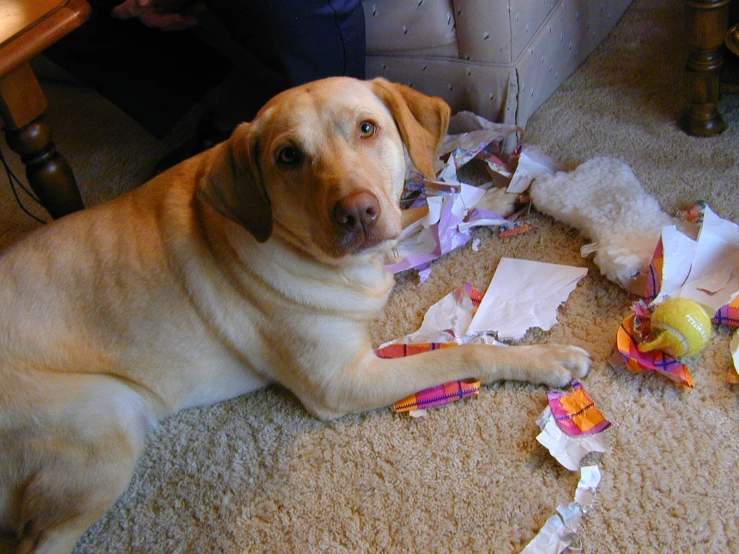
[0,0,67,46]
[0,0,89,76]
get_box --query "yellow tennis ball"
[637,298,713,357]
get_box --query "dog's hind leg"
[14,449,140,554]
[9,374,156,554]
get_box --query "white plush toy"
[530,157,677,295]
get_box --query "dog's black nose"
[333,191,381,233]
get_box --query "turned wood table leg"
[0,62,84,219]
[4,117,84,219]
[682,0,731,136]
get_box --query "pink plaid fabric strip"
[392,379,481,413]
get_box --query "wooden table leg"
[5,117,84,219]
[682,0,731,136]
[0,62,84,219]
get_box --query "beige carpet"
[1,0,738,552]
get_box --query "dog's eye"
[277,146,301,165]
[358,121,377,138]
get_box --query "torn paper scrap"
[614,314,694,389]
[408,282,480,343]
[575,465,602,510]
[378,283,484,347]
[536,406,607,471]
[437,130,503,182]
[457,205,511,233]
[520,502,583,554]
[466,258,588,340]
[547,382,611,437]
[391,379,481,413]
[521,467,602,554]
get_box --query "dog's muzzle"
[332,190,384,253]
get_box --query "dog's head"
[198,77,450,262]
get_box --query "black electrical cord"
[0,147,47,224]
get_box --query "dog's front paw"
[476,187,518,218]
[523,344,592,388]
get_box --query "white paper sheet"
[466,258,588,340]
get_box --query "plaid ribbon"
[376,342,481,412]
[547,381,611,437]
[376,292,489,412]
[392,379,481,413]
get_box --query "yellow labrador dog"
[0,77,590,553]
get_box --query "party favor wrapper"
[536,407,607,472]
[535,382,610,471]
[547,381,611,437]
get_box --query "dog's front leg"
[303,343,591,419]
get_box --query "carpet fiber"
[1,0,737,552]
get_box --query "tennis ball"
[637,297,713,357]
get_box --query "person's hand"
[111,0,203,31]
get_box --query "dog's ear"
[198,123,272,242]
[370,78,450,179]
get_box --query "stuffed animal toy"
[530,157,677,294]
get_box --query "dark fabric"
[211,0,366,86]
[46,0,366,138]
[46,0,231,138]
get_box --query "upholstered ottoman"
[363,0,633,127]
